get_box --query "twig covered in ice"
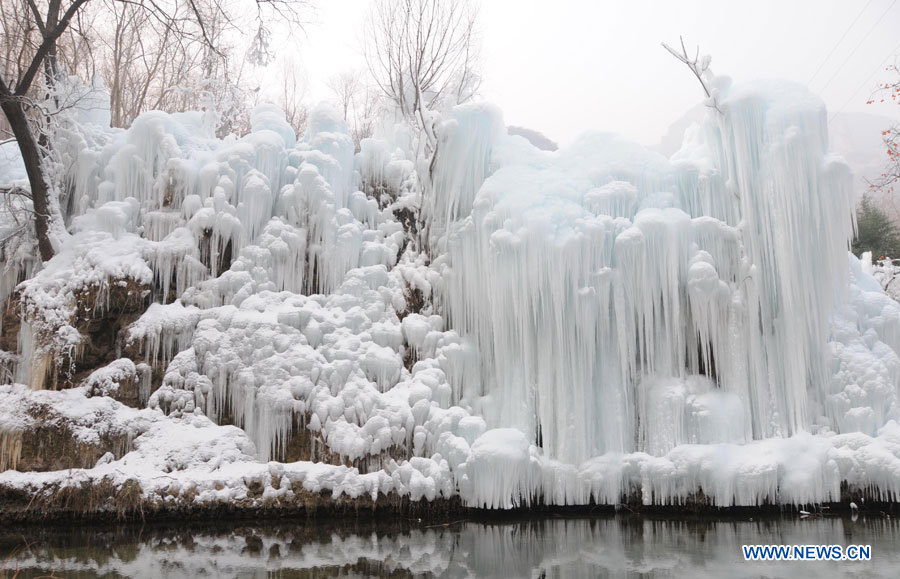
[661,36,722,114]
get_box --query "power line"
[818,0,899,94]
[808,0,875,85]
[830,37,900,122]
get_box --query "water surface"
[2,513,898,577]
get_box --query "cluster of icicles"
[436,82,865,464]
[7,78,900,510]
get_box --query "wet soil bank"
[1,481,895,525]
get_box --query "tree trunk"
[0,99,56,262]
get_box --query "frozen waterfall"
[4,79,900,510]
[436,82,877,468]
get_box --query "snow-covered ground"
[1,75,899,512]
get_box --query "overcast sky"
[288,0,900,147]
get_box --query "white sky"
[279,0,900,147]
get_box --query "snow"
[0,383,156,451]
[13,230,153,389]
[0,141,27,184]
[83,358,138,398]
[1,76,898,511]
[250,103,297,150]
[2,380,898,509]
[127,301,201,369]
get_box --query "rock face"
[7,269,152,392]
[0,385,140,472]
[0,415,130,472]
[70,278,151,388]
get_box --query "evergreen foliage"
[852,195,900,259]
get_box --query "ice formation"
[1,78,899,511]
[436,83,862,466]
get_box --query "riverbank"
[1,476,895,524]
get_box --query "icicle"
[126,301,200,370]
[0,428,23,471]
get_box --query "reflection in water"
[1,514,898,578]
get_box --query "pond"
[1,512,898,577]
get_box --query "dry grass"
[0,476,466,524]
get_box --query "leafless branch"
[661,36,721,114]
[364,0,480,120]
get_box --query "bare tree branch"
[364,0,479,121]
[15,0,93,96]
[661,36,721,114]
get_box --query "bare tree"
[91,0,258,132]
[363,0,480,254]
[101,0,177,127]
[348,80,379,149]
[0,0,309,262]
[326,69,379,150]
[0,0,92,262]
[364,0,479,125]
[326,70,361,121]
[279,57,308,137]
